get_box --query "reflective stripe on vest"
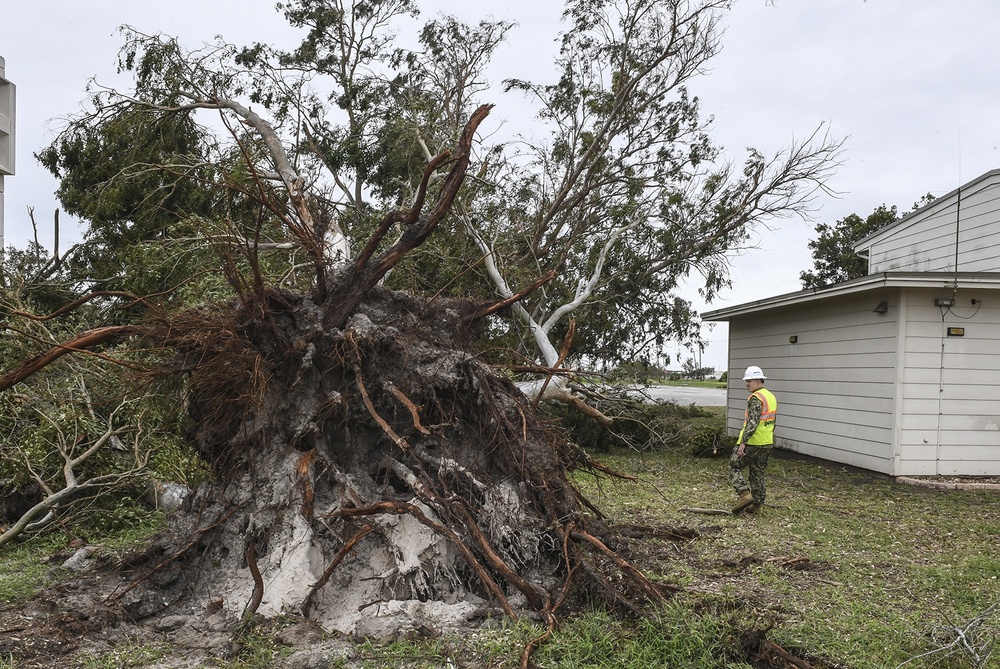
[738,388,777,446]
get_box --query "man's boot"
[732,490,754,514]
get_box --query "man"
[730,365,777,514]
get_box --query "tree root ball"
[122,286,641,636]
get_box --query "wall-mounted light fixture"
[947,327,965,337]
[873,301,889,314]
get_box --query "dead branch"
[531,320,575,412]
[680,506,733,516]
[468,269,557,323]
[738,626,817,669]
[10,291,148,321]
[896,601,999,669]
[0,399,145,549]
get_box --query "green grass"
[0,534,67,603]
[0,508,164,606]
[80,639,171,669]
[346,436,998,668]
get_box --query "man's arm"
[737,395,763,455]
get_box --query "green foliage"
[607,360,669,384]
[0,247,205,545]
[34,0,839,375]
[800,204,899,289]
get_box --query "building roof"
[852,168,1000,253]
[701,271,1000,321]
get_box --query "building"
[703,168,1000,476]
[0,55,15,246]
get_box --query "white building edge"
[0,54,15,247]
[704,168,1000,476]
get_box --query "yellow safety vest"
[738,387,777,446]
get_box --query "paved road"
[626,384,728,406]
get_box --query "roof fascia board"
[702,272,1000,321]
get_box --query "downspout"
[935,310,946,474]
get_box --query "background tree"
[799,204,898,289]
[800,195,936,289]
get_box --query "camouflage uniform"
[729,393,772,506]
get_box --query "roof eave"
[702,272,1000,321]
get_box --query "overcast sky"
[3,0,1000,373]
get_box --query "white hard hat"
[742,365,766,381]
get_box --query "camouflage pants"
[729,445,771,505]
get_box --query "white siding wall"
[867,175,1000,274]
[898,288,1000,475]
[725,292,899,474]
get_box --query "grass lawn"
[569,442,1000,668]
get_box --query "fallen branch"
[738,626,817,669]
[0,325,144,392]
[680,506,733,516]
[0,400,144,550]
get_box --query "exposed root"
[737,625,818,669]
[302,524,373,616]
[243,542,264,620]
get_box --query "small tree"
[800,193,936,290]
[799,204,898,289]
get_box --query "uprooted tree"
[3,104,670,657]
[1,0,842,656]
[37,0,842,420]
